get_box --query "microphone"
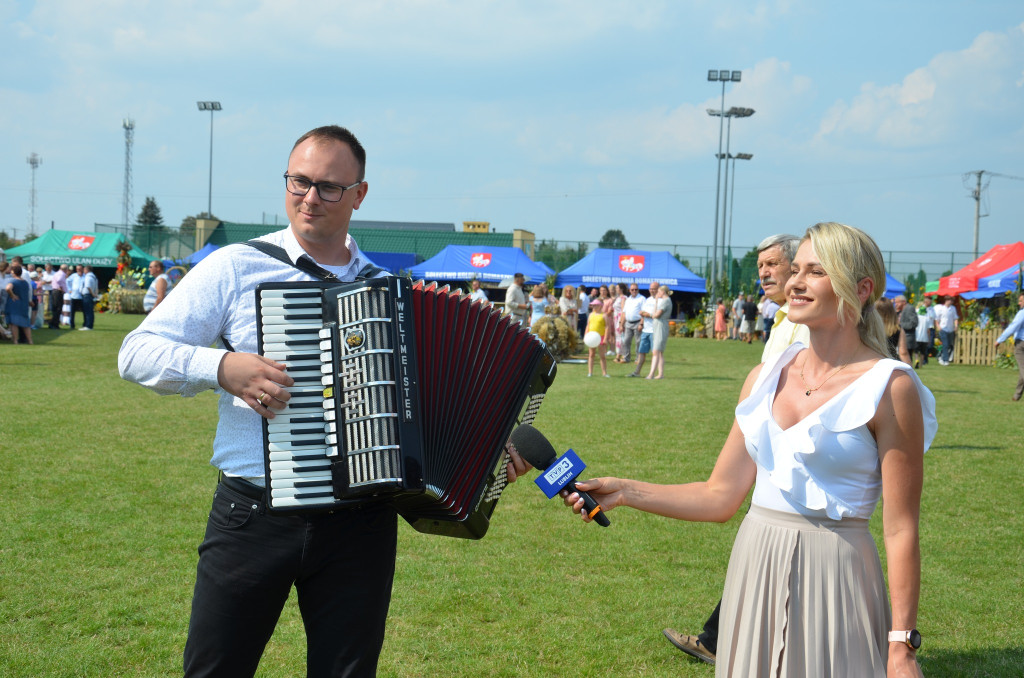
[509,423,611,527]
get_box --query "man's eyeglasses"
[284,174,361,202]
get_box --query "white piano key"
[272,495,336,508]
[269,448,332,460]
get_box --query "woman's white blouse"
[735,343,938,520]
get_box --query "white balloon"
[583,331,602,348]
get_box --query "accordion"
[255,276,556,539]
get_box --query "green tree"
[132,197,165,251]
[535,239,588,273]
[598,229,629,249]
[0,230,19,250]
[905,269,928,299]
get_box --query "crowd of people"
[501,275,677,379]
[0,258,99,343]
[713,292,780,344]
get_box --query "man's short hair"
[756,234,801,264]
[292,125,367,181]
[895,294,907,302]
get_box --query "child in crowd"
[586,298,608,378]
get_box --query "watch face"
[909,629,922,649]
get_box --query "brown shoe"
[662,628,715,665]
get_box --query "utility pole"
[964,169,1024,258]
[27,153,42,236]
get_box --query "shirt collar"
[282,226,368,276]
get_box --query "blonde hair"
[804,222,889,357]
[875,298,899,336]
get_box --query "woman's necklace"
[798,359,849,396]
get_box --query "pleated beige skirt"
[716,505,891,678]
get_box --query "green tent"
[5,230,154,267]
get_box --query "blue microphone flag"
[533,449,586,499]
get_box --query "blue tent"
[961,262,1023,299]
[555,249,706,293]
[407,245,548,283]
[188,242,220,265]
[365,251,418,275]
[882,273,906,299]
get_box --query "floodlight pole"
[721,152,753,292]
[197,101,222,216]
[705,70,742,305]
[708,73,727,306]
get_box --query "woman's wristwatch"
[888,629,921,650]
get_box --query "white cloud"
[13,0,671,65]
[815,23,1024,148]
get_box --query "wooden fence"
[952,328,1002,366]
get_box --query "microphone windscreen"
[509,424,558,470]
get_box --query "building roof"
[207,220,513,261]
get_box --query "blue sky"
[2,1,1023,279]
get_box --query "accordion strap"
[243,239,384,281]
[219,240,385,352]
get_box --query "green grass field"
[1,313,1021,677]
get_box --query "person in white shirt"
[143,260,170,313]
[119,125,529,677]
[618,283,644,363]
[79,265,99,330]
[730,294,744,340]
[568,222,934,677]
[67,264,84,329]
[628,282,659,377]
[576,286,590,337]
[934,296,959,365]
[468,278,488,306]
[503,272,529,325]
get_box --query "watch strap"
[888,630,910,644]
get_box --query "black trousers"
[698,600,721,655]
[49,290,63,328]
[183,479,398,678]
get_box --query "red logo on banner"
[68,235,96,250]
[618,254,645,273]
[471,252,492,268]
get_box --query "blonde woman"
[645,286,672,379]
[564,222,934,677]
[559,286,578,329]
[528,284,548,327]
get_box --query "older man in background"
[663,233,807,665]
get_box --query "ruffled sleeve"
[735,346,938,520]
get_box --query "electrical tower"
[122,118,135,229]
[26,153,42,236]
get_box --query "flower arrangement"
[531,314,578,362]
[106,266,150,314]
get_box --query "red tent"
[936,241,1024,296]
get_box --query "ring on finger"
[256,392,267,406]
